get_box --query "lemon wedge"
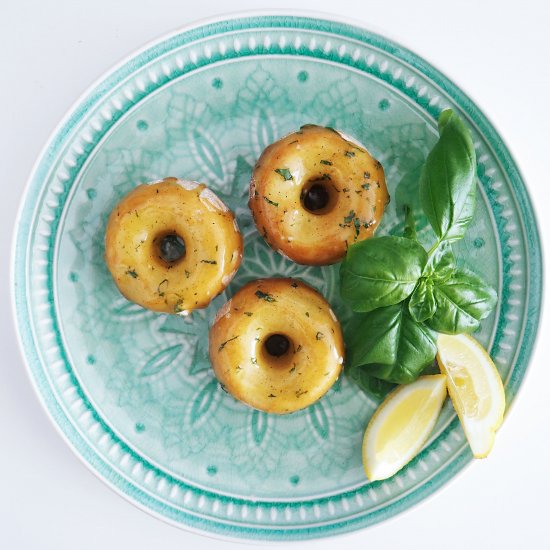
[436,333,505,458]
[362,375,447,481]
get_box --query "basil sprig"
[340,109,497,397]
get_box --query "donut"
[249,124,389,265]
[105,177,243,314]
[208,278,344,414]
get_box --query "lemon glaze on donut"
[208,278,344,414]
[105,177,243,314]
[249,125,390,265]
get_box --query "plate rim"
[10,10,544,541]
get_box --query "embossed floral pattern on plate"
[13,15,541,540]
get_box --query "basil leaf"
[402,205,418,241]
[347,366,395,400]
[426,267,498,334]
[347,303,437,384]
[340,236,428,312]
[409,279,436,322]
[347,305,400,368]
[425,242,456,281]
[419,109,477,243]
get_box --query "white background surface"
[1,1,549,548]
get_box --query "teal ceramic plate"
[12,14,542,541]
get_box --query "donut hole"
[259,332,295,367]
[154,231,186,265]
[300,179,337,215]
[264,333,291,357]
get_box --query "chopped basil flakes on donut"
[263,196,279,207]
[255,290,276,302]
[344,210,356,223]
[274,168,293,181]
[218,335,239,352]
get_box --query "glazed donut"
[249,124,389,265]
[208,278,344,414]
[105,177,243,314]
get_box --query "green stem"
[427,239,441,257]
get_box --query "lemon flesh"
[362,375,447,481]
[436,333,505,458]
